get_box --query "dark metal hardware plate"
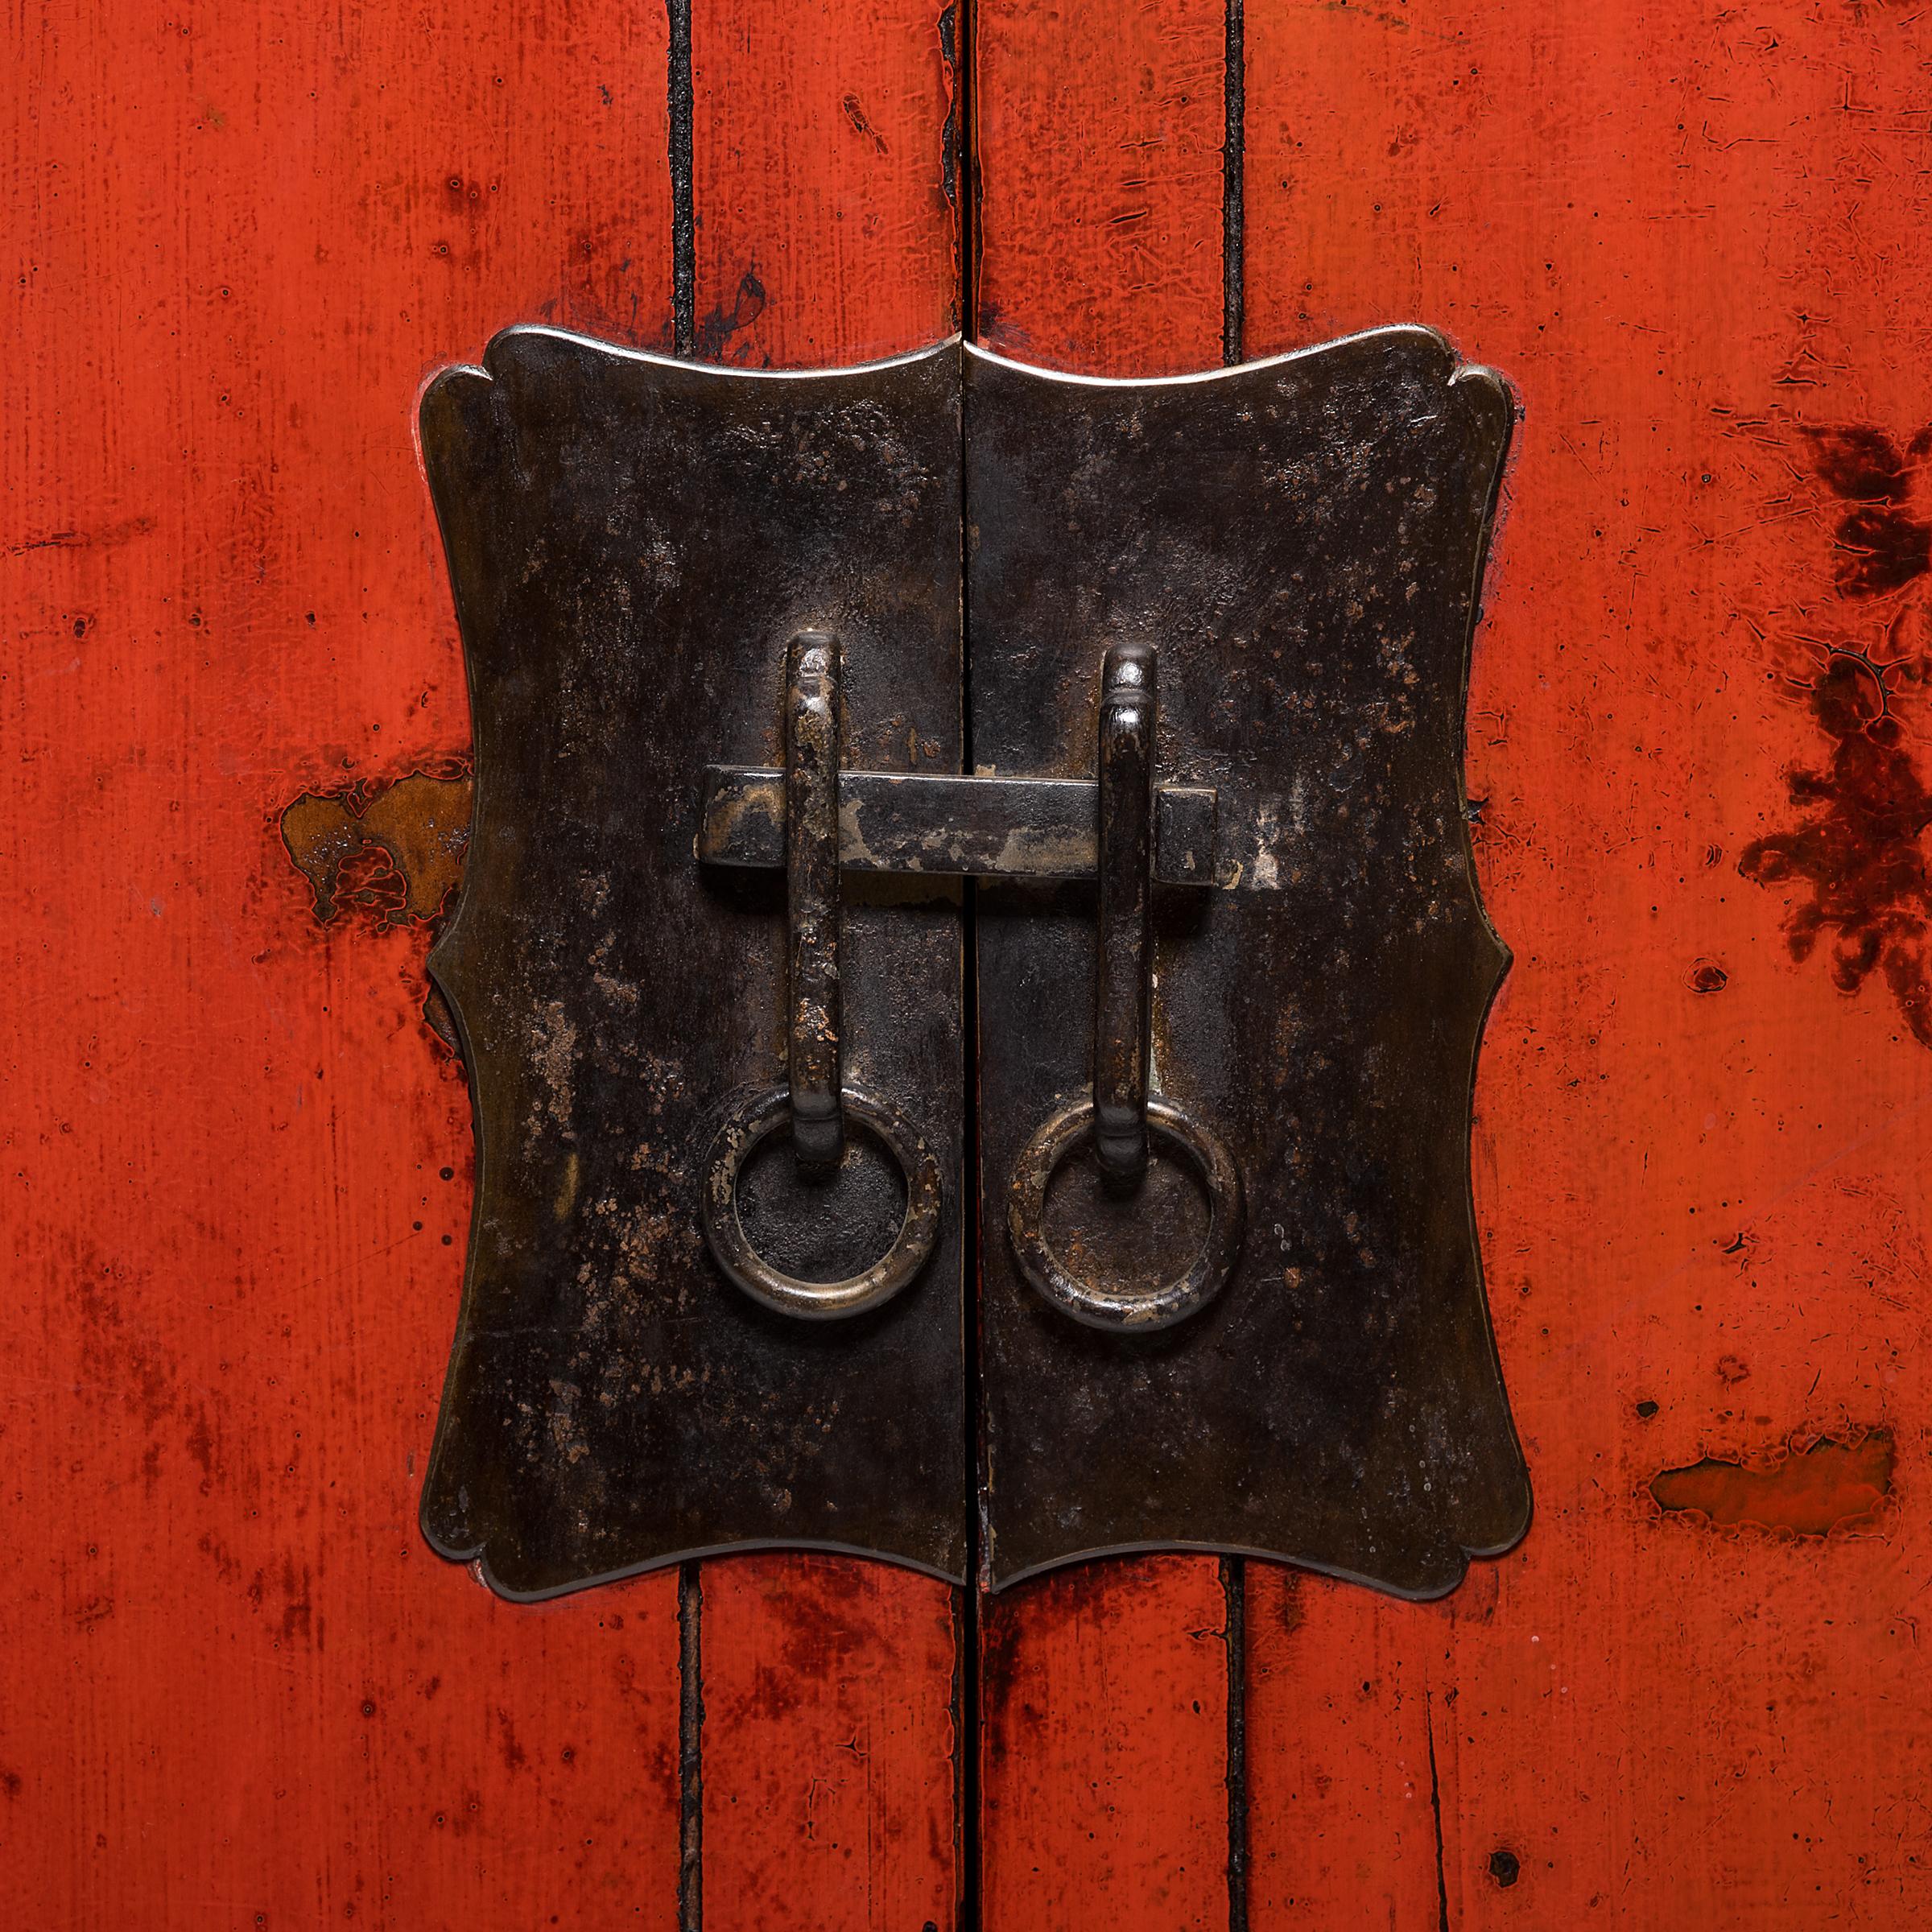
[416,329,965,1596]
[414,324,1529,1603]
[968,332,1531,1595]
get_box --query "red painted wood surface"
[2,4,685,1926]
[972,6,1239,1925]
[692,0,960,366]
[687,2,962,1922]
[700,1557,959,1931]
[980,1562,1234,1928]
[976,0,1227,376]
[14,1,1932,1925]
[1241,2,1932,1925]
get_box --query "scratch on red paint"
[1649,1431,1894,1536]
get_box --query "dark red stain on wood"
[695,268,768,361]
[280,768,473,927]
[1740,650,1932,1044]
[977,1558,1232,1926]
[841,93,890,155]
[1740,423,1932,1043]
[1650,1432,1895,1537]
[1804,424,1932,599]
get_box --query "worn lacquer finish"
[975,0,1228,374]
[1241,2,1932,1926]
[19,0,1932,1922]
[698,1555,962,1931]
[2,2,687,1925]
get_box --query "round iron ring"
[1007,1097,1244,1331]
[702,1085,941,1319]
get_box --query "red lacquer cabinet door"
[6,2,1932,1927]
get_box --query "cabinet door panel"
[972,4,1240,1926]
[687,4,963,1927]
[2,4,680,1926]
[1243,3,1932,1927]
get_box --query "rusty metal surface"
[968,331,1531,1594]
[416,328,965,1595]
[698,766,1220,883]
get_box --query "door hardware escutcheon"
[415,327,1530,1601]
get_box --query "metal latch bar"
[697,766,1219,885]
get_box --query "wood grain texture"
[691,0,960,365]
[981,1562,1234,1930]
[1244,2,1932,1923]
[971,4,1237,1922]
[1244,1573,1445,1926]
[974,0,1228,374]
[700,1557,960,1931]
[0,3,680,1926]
[687,2,963,1922]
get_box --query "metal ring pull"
[703,1085,940,1319]
[1007,1096,1243,1331]
[700,630,940,1319]
[1008,640,1245,1331]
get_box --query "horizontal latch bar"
[698,768,1219,886]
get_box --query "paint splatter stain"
[1739,649,1932,1045]
[281,769,473,927]
[1736,420,1932,1041]
[1649,1430,1893,1536]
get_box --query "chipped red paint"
[1651,1432,1895,1538]
[281,767,473,925]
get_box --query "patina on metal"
[1006,1094,1245,1335]
[1092,641,1157,1186]
[415,325,1530,1604]
[416,328,965,1596]
[969,331,1531,1596]
[698,767,1220,883]
[1000,638,1245,1334]
[782,630,845,1170]
[700,1085,941,1323]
